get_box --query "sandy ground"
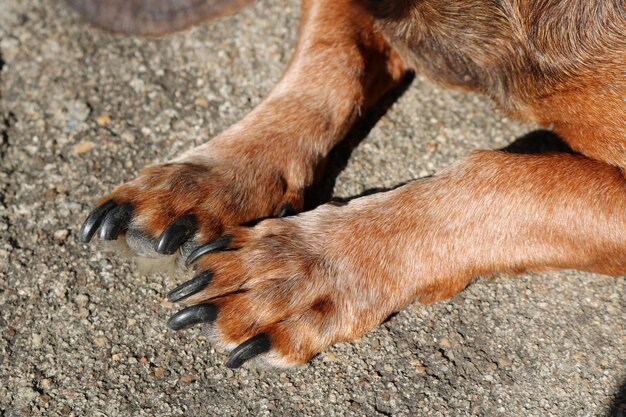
[0,0,624,416]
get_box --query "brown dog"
[72,0,626,368]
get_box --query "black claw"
[155,214,198,255]
[98,203,133,240]
[79,200,117,243]
[167,304,218,331]
[226,333,272,368]
[278,203,296,218]
[185,235,232,267]
[167,271,213,302]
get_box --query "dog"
[70,0,626,368]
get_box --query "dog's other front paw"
[165,200,430,368]
[79,140,302,262]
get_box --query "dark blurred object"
[65,0,255,35]
[609,378,626,417]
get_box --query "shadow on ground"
[311,121,577,205]
[610,379,626,417]
[304,71,415,208]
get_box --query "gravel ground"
[1,0,624,416]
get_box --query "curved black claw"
[226,333,272,368]
[155,214,198,255]
[79,200,117,243]
[278,203,296,218]
[167,304,218,331]
[99,203,133,240]
[185,235,232,267]
[167,271,213,302]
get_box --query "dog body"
[74,0,626,367]
[373,0,625,167]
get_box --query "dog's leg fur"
[170,150,626,367]
[79,0,407,258]
[77,0,625,367]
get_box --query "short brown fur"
[80,0,625,366]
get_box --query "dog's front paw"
[79,143,301,262]
[165,203,416,368]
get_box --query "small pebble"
[154,367,168,378]
[194,97,209,108]
[53,229,69,243]
[96,114,111,125]
[94,336,108,347]
[74,294,89,307]
[73,141,95,154]
[32,334,42,348]
[121,131,136,143]
[439,337,452,348]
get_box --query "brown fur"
[84,0,625,366]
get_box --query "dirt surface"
[1,0,624,416]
